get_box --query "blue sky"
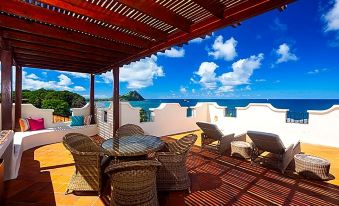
[18,0,339,99]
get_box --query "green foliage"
[120,90,145,101]
[21,89,86,116]
[139,108,148,122]
[42,99,71,117]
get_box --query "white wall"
[71,103,90,117]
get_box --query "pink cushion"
[28,118,45,131]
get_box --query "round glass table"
[101,135,165,157]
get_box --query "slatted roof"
[0,0,294,74]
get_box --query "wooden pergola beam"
[17,59,101,71]
[1,38,13,130]
[3,30,126,59]
[101,0,295,71]
[90,74,95,124]
[20,63,93,73]
[115,0,192,32]
[0,0,150,48]
[191,0,225,19]
[14,65,22,132]
[0,15,139,54]
[113,68,120,134]
[11,40,117,63]
[38,0,167,40]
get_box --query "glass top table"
[101,135,165,157]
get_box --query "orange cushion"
[19,118,30,132]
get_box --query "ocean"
[95,99,339,113]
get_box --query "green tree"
[42,99,71,117]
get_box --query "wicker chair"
[196,122,235,154]
[105,160,161,206]
[115,124,144,138]
[247,131,301,174]
[156,134,197,192]
[63,133,104,195]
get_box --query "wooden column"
[90,73,95,124]
[1,45,13,130]
[113,68,120,135]
[14,66,22,131]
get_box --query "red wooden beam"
[90,74,95,124]
[99,0,295,71]
[14,65,22,132]
[3,30,126,59]
[20,63,91,73]
[0,15,139,54]
[0,0,150,48]
[115,0,191,32]
[38,0,167,41]
[191,0,225,19]
[16,53,106,67]
[11,40,116,63]
[113,68,120,135]
[14,48,112,65]
[16,58,101,70]
[1,40,13,130]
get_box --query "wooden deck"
[3,133,339,206]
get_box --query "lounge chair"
[156,134,197,192]
[63,133,104,195]
[115,124,144,138]
[105,160,161,206]
[196,122,235,154]
[247,131,301,174]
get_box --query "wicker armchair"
[105,160,161,206]
[63,133,104,195]
[156,134,197,192]
[115,124,144,138]
[196,122,235,154]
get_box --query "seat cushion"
[28,118,45,131]
[70,116,84,126]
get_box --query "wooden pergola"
[0,0,294,133]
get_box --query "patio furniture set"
[196,121,332,179]
[63,124,197,206]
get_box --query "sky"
[4,0,339,99]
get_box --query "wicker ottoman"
[231,141,252,159]
[294,154,331,180]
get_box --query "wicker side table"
[294,154,331,180]
[231,141,252,159]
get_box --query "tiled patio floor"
[3,134,339,206]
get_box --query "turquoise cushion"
[70,116,84,126]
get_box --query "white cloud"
[100,55,164,89]
[208,36,238,61]
[270,18,287,31]
[324,0,339,32]
[26,73,39,79]
[255,79,266,82]
[189,33,213,44]
[218,53,264,93]
[158,47,185,58]
[194,62,218,89]
[193,54,264,93]
[307,68,328,75]
[73,86,86,91]
[180,86,187,94]
[275,43,298,64]
[22,71,85,92]
[59,71,89,79]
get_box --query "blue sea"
[96,99,339,113]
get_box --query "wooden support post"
[113,68,120,136]
[90,73,95,124]
[15,66,22,131]
[1,45,13,130]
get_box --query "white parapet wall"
[96,102,208,139]
[71,103,90,117]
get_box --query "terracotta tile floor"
[3,134,339,206]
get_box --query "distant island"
[94,90,145,101]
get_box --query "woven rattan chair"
[247,131,301,174]
[115,124,144,138]
[63,133,104,195]
[156,134,197,192]
[196,122,235,154]
[105,160,161,206]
